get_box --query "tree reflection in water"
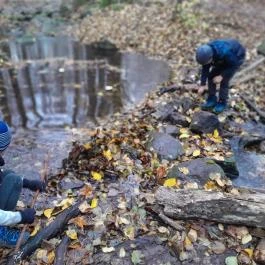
[0,36,169,128]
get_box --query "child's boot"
[213,101,227,114]
[201,95,217,110]
[0,226,30,247]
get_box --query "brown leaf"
[80,184,93,198]
[69,216,89,229]
[156,166,167,180]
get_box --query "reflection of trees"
[0,70,12,125]
[86,64,99,125]
[24,65,43,122]
[1,36,169,129]
[10,69,28,128]
[72,65,81,125]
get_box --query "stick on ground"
[6,200,83,264]
[54,235,70,265]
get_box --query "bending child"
[196,39,246,113]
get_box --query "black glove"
[23,179,46,192]
[19,208,36,224]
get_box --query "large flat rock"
[147,132,184,161]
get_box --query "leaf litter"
[1,0,265,264]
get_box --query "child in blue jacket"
[0,120,45,247]
[196,39,246,113]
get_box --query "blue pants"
[0,170,22,211]
[208,66,239,103]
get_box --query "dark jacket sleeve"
[200,64,211,86]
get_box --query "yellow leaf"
[204,180,218,191]
[179,133,190,139]
[83,143,92,150]
[243,248,253,258]
[44,208,54,219]
[90,198,98,209]
[179,167,189,175]
[163,178,177,187]
[180,128,189,134]
[58,198,74,210]
[91,171,103,181]
[66,229,78,240]
[192,149,201,157]
[103,149,112,161]
[30,223,41,236]
[184,236,192,248]
[48,251,55,264]
[213,129,219,138]
[36,249,48,260]
[124,226,135,240]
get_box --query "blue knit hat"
[196,44,213,65]
[0,121,11,151]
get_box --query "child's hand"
[198,85,207,94]
[19,208,36,224]
[23,179,46,192]
[213,75,223,84]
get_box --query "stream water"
[0,35,170,179]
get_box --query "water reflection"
[0,36,170,128]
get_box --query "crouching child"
[0,120,45,247]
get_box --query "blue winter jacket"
[200,39,246,86]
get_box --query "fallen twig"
[6,200,83,264]
[54,235,70,265]
[241,94,265,121]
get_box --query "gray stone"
[167,158,225,186]
[148,132,184,160]
[190,111,220,134]
[160,125,180,137]
[59,178,84,190]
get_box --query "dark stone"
[92,236,178,265]
[167,158,225,186]
[181,97,195,113]
[190,111,220,134]
[147,132,184,161]
[59,178,84,190]
[230,136,265,189]
[168,113,189,127]
[213,157,239,179]
[91,39,118,50]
